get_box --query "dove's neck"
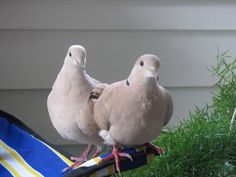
[128,67,157,87]
[63,61,85,72]
[64,57,86,70]
[58,63,87,82]
[127,74,157,94]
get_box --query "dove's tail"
[99,130,116,145]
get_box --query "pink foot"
[144,143,165,155]
[62,145,93,172]
[70,156,87,162]
[92,150,101,158]
[62,159,84,173]
[100,145,133,173]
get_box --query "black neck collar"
[126,79,130,86]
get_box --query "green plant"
[120,50,236,177]
[210,49,236,119]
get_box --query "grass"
[119,50,236,177]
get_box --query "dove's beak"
[146,67,158,78]
[74,59,85,69]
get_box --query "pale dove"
[47,45,107,170]
[93,54,173,172]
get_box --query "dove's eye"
[140,61,144,66]
[69,52,72,57]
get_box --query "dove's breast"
[47,90,80,138]
[107,84,166,145]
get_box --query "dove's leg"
[70,144,93,162]
[92,145,102,158]
[63,145,93,172]
[144,143,165,155]
[101,145,133,173]
[92,150,101,158]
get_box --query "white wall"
[0,0,236,149]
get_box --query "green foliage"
[210,49,236,119]
[121,50,236,177]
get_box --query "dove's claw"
[92,150,102,158]
[70,156,87,162]
[145,143,165,155]
[117,152,133,161]
[70,144,92,162]
[63,145,93,172]
[63,158,85,173]
[63,156,86,173]
[62,161,80,173]
[100,145,132,173]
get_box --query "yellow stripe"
[0,156,22,177]
[0,140,43,177]
[38,140,73,165]
[93,157,101,164]
[48,146,73,165]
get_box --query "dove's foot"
[70,144,93,162]
[62,145,93,172]
[63,156,87,173]
[101,145,133,173]
[70,156,87,162]
[92,150,101,158]
[144,143,165,155]
[62,161,81,173]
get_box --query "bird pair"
[47,45,173,173]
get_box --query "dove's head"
[129,54,160,81]
[64,45,86,68]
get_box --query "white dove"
[47,45,106,170]
[93,54,173,172]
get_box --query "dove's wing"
[163,90,174,126]
[78,99,101,138]
[78,83,108,138]
[86,74,101,84]
[94,82,121,131]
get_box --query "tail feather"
[99,130,116,145]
